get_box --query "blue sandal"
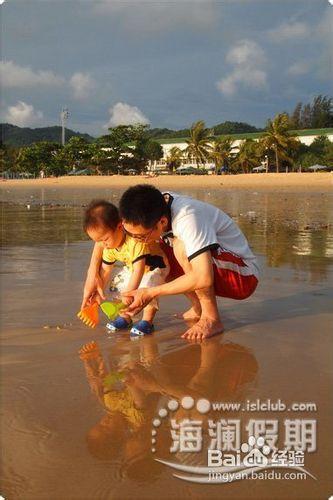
[106,316,132,332]
[130,320,154,339]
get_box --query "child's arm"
[81,242,105,309]
[79,341,108,404]
[100,261,114,291]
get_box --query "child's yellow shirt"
[103,389,144,428]
[102,235,166,273]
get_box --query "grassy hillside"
[1,123,94,147]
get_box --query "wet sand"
[1,188,333,499]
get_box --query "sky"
[1,0,332,136]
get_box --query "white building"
[148,131,333,172]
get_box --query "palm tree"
[260,113,299,172]
[165,146,183,172]
[232,139,260,173]
[184,120,212,168]
[209,136,235,174]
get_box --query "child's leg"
[141,303,158,324]
[130,268,166,336]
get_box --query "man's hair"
[83,199,120,232]
[119,185,168,228]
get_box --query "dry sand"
[1,172,333,192]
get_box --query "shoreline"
[1,172,332,193]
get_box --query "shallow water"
[1,188,333,499]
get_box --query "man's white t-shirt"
[164,192,259,278]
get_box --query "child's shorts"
[160,241,258,300]
[110,266,169,309]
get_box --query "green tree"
[87,143,116,175]
[298,152,322,169]
[0,144,20,174]
[261,113,299,172]
[142,140,163,163]
[184,120,212,168]
[16,141,64,176]
[232,139,260,173]
[290,102,302,129]
[99,124,150,172]
[300,104,312,129]
[125,137,162,173]
[311,95,333,128]
[61,136,91,171]
[308,135,331,157]
[165,146,183,172]
[209,136,235,173]
[323,141,333,167]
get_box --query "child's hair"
[119,185,168,229]
[83,199,120,232]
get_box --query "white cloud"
[92,1,218,33]
[268,21,309,42]
[0,60,64,88]
[287,61,311,77]
[216,39,267,97]
[226,40,266,66]
[69,72,96,100]
[4,101,44,127]
[106,102,150,127]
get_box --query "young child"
[83,199,169,337]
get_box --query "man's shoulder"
[171,193,225,221]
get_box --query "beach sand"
[1,186,333,499]
[1,172,333,193]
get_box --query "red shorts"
[160,241,258,300]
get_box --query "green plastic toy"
[100,301,126,320]
[103,371,125,389]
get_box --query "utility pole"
[60,107,69,146]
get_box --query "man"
[81,185,259,341]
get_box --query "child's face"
[87,223,124,249]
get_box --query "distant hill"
[1,120,261,147]
[1,123,95,147]
[147,121,261,139]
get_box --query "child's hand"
[81,273,105,310]
[78,341,100,360]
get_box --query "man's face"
[87,224,124,249]
[122,216,168,243]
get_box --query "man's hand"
[81,272,106,310]
[122,295,134,307]
[122,288,155,315]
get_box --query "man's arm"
[81,242,105,309]
[123,250,214,313]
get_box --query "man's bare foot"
[181,318,224,341]
[174,307,201,321]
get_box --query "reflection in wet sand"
[78,336,258,484]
